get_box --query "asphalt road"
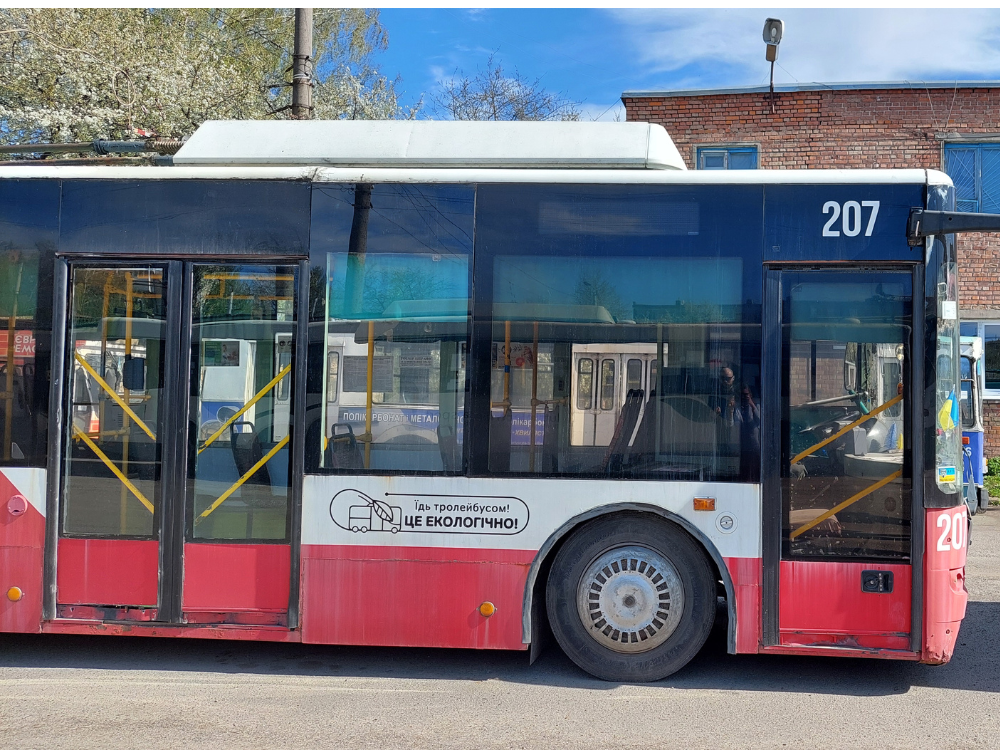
[2,511,998,750]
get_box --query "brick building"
[623,81,1000,454]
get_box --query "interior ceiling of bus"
[172,120,688,171]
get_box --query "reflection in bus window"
[326,351,340,403]
[576,358,593,410]
[782,273,911,561]
[187,265,296,542]
[626,358,643,392]
[63,267,167,537]
[485,257,758,477]
[600,359,616,410]
[309,183,474,474]
[276,335,292,401]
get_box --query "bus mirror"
[123,356,145,391]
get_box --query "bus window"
[781,272,911,561]
[188,265,296,542]
[480,181,760,479]
[309,183,474,474]
[600,359,616,410]
[576,358,594,409]
[276,337,292,402]
[960,355,975,429]
[626,358,643,392]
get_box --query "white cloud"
[611,9,1000,86]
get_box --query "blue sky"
[375,8,1000,120]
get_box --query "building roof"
[622,80,1000,100]
[173,120,687,170]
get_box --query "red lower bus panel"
[57,538,159,607]
[182,543,290,613]
[779,560,911,650]
[43,620,301,642]
[922,507,969,664]
[300,545,534,650]
[725,557,762,653]
[0,472,45,633]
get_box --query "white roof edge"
[0,166,318,180]
[172,120,688,171]
[926,169,954,187]
[0,165,936,185]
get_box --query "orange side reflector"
[693,497,716,511]
[963,436,970,445]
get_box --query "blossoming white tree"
[0,8,408,145]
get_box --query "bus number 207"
[822,200,880,237]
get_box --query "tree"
[433,53,579,121]
[0,8,410,146]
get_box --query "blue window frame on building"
[944,143,1000,212]
[697,146,758,170]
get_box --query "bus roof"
[172,120,688,170]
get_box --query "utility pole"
[291,8,313,119]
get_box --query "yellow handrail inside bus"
[198,364,292,453]
[196,434,290,521]
[791,393,903,466]
[789,469,902,539]
[71,424,155,513]
[74,352,156,441]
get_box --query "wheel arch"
[521,502,738,655]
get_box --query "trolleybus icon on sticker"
[331,489,402,533]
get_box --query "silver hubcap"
[576,545,684,653]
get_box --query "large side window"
[307,183,474,474]
[0,181,57,467]
[476,184,763,481]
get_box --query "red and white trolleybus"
[0,121,983,680]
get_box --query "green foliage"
[988,456,1000,475]
[0,8,409,146]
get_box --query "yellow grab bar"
[196,434,289,521]
[199,364,292,453]
[789,469,902,540]
[791,394,903,466]
[71,424,154,514]
[74,352,157,441]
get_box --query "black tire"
[545,513,716,682]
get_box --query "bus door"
[766,268,915,651]
[56,261,300,626]
[571,348,620,446]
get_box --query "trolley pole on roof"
[291,8,314,120]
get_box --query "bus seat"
[327,422,363,470]
[603,389,644,473]
[229,421,276,506]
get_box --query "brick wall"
[984,402,1000,457]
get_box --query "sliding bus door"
[55,260,300,625]
[182,264,297,624]
[57,265,169,618]
[767,268,915,651]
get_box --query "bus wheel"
[546,514,715,682]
